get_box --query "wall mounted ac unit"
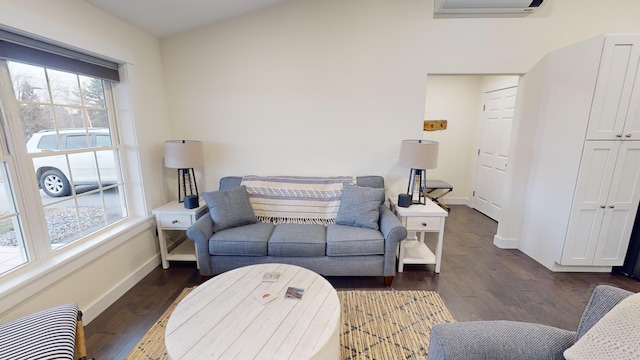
[434,0,546,14]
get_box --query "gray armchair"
[428,285,633,360]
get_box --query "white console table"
[389,197,448,273]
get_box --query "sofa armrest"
[186,214,214,276]
[575,284,633,340]
[429,321,576,360]
[379,204,407,276]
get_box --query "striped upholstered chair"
[0,303,89,360]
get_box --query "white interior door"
[473,86,517,221]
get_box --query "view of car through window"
[0,60,127,255]
[26,128,117,197]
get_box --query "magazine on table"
[262,272,281,282]
[285,287,304,299]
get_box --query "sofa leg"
[384,276,394,287]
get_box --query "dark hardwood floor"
[85,205,640,359]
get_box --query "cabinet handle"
[626,134,632,138]
[600,205,606,208]
[421,222,427,227]
[609,205,615,209]
[172,220,179,224]
[616,134,623,138]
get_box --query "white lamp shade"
[398,140,439,169]
[164,140,204,169]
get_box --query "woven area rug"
[126,288,455,360]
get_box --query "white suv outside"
[26,128,117,197]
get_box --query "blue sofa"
[186,176,407,286]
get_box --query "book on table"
[254,291,278,305]
[262,272,281,282]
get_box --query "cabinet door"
[587,36,640,140]
[593,141,640,266]
[624,56,640,140]
[561,141,619,265]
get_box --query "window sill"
[0,215,154,313]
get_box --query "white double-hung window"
[0,29,128,276]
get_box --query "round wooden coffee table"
[165,263,341,359]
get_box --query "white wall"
[0,0,171,322]
[161,0,432,196]
[0,228,158,324]
[481,76,520,93]
[160,0,640,201]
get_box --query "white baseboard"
[493,234,519,249]
[550,263,613,273]
[83,255,160,324]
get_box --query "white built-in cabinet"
[516,34,640,272]
[586,36,640,141]
[562,141,640,266]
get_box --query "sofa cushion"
[564,292,640,360]
[203,186,258,232]
[209,222,274,256]
[325,224,384,256]
[335,184,384,230]
[268,224,326,257]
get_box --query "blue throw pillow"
[203,186,258,232]
[335,184,384,230]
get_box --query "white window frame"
[2,59,134,255]
[0,58,151,312]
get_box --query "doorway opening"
[423,74,521,222]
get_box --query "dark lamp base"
[184,195,199,209]
[398,194,412,208]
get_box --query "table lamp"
[164,140,204,208]
[398,139,439,205]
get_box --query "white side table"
[152,198,208,269]
[389,197,448,273]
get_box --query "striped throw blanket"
[240,175,356,225]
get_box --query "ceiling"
[85,0,290,38]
